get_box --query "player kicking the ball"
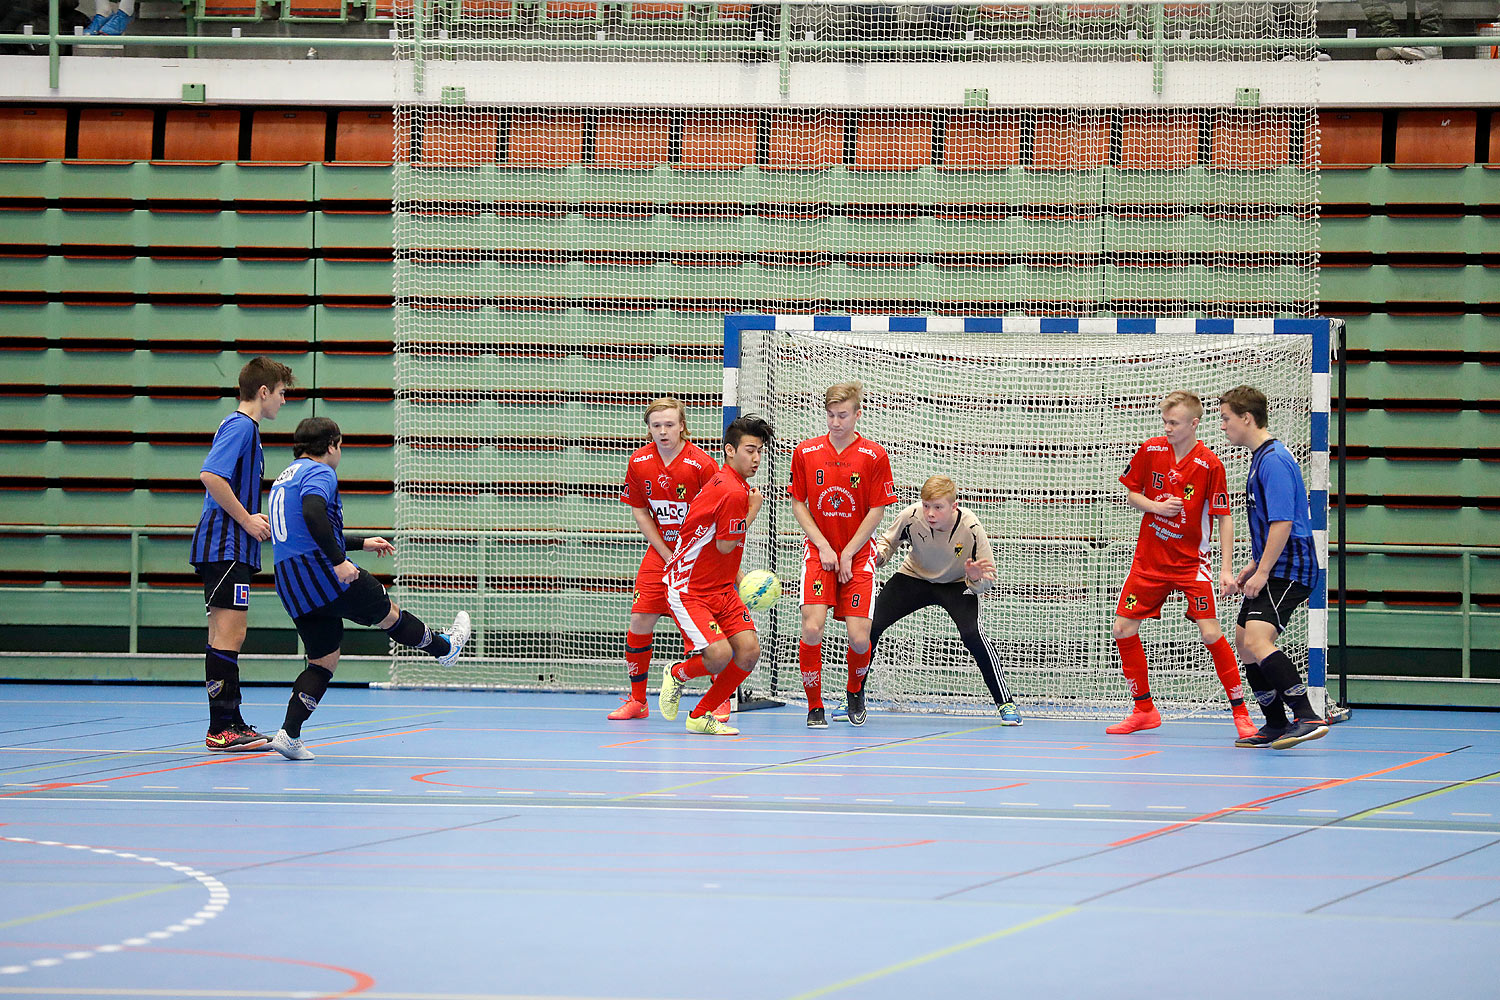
[612,397,719,721]
[1107,391,1255,738]
[866,476,1020,726]
[789,382,898,728]
[658,414,772,736]
[265,418,471,760]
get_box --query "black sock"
[282,664,333,739]
[205,646,243,730]
[1243,661,1289,729]
[384,610,451,659]
[1260,650,1317,721]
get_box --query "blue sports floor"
[2,685,1498,1000]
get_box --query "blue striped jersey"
[1245,438,1321,589]
[189,411,264,569]
[269,458,349,619]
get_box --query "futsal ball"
[739,569,782,611]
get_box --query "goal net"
[385,1,1321,696]
[729,315,1331,718]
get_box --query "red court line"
[1121,751,1161,760]
[1109,748,1457,847]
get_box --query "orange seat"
[766,111,843,171]
[714,3,754,19]
[593,112,671,169]
[678,111,757,170]
[1318,110,1382,166]
[0,107,67,161]
[541,1,599,17]
[334,110,393,163]
[1211,110,1293,169]
[940,110,1021,170]
[250,110,327,163]
[1394,110,1477,165]
[75,108,154,161]
[1032,111,1111,170]
[416,110,500,165]
[626,3,687,19]
[457,0,514,16]
[200,0,261,15]
[1118,111,1199,170]
[506,112,587,167]
[163,109,240,162]
[369,0,413,16]
[853,112,933,171]
[285,0,344,16]
[1491,116,1500,165]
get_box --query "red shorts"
[1116,571,1219,621]
[666,585,755,653]
[800,541,876,621]
[630,551,670,616]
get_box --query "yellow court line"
[1347,772,1500,822]
[0,883,188,932]
[783,906,1077,1000]
[613,722,1002,802]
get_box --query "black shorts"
[292,567,392,660]
[196,561,254,612]
[1237,578,1313,633]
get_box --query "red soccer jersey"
[664,465,751,597]
[1119,437,1232,582]
[619,441,719,548]
[788,433,898,554]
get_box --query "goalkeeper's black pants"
[868,573,1013,706]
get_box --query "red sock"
[846,646,871,694]
[1206,636,1245,706]
[672,654,708,682]
[1114,633,1155,713]
[799,640,823,710]
[690,664,750,719]
[624,630,653,702]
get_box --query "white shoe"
[269,729,314,760]
[436,610,471,667]
[1376,46,1401,60]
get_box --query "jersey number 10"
[269,488,289,544]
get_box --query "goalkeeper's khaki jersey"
[875,503,995,596]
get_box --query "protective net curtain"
[388,1,1320,704]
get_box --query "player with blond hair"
[1107,391,1254,738]
[612,397,720,720]
[789,381,898,728]
[860,476,1019,726]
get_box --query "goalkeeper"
[858,476,1020,726]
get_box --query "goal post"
[724,313,1338,719]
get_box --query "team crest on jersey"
[658,474,672,491]
[1125,594,1138,610]
[813,580,824,596]
[850,472,860,486]
[676,484,687,499]
[206,679,224,697]
[1183,484,1195,500]
[634,589,641,603]
[954,544,964,556]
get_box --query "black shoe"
[206,722,270,752]
[846,689,866,726]
[1270,719,1329,750]
[1234,723,1288,748]
[806,708,827,729]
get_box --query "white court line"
[353,788,391,792]
[1454,812,1492,817]
[1147,805,1187,810]
[211,787,248,791]
[140,785,177,790]
[1074,803,1111,808]
[1299,809,1338,814]
[0,835,228,978]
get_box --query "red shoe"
[1105,708,1161,735]
[1232,705,1258,738]
[607,698,649,720]
[712,698,732,722]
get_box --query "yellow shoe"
[659,670,684,721]
[685,713,739,736]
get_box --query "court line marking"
[1306,836,1500,915]
[0,836,228,977]
[783,907,1077,1000]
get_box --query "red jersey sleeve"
[869,451,898,508]
[1119,442,1150,493]
[620,464,646,508]
[788,446,808,502]
[715,488,750,543]
[1208,458,1231,516]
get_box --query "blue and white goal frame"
[723,314,1344,716]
